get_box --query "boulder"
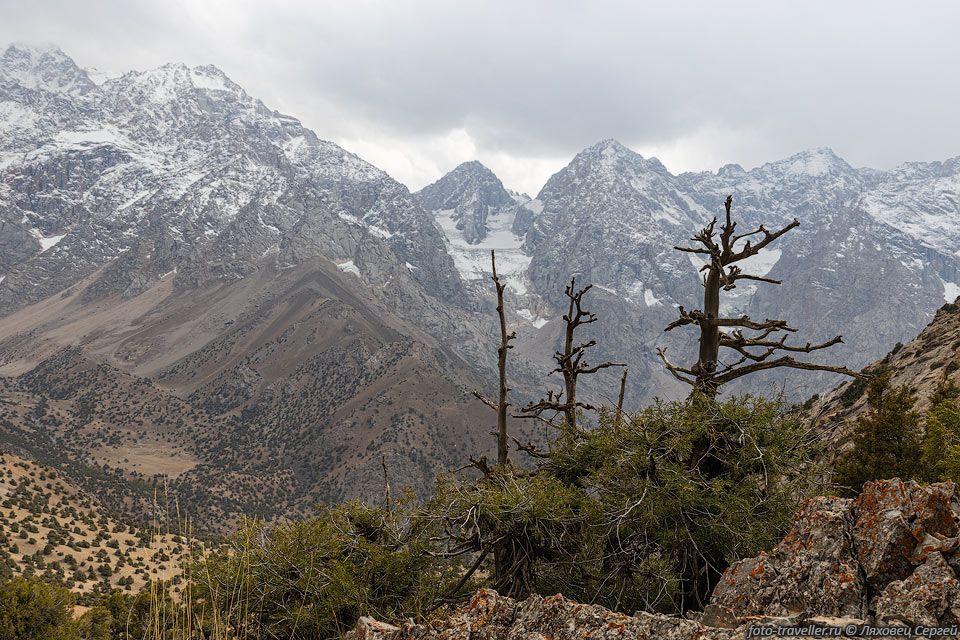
[853,479,959,591]
[711,495,864,617]
[874,552,960,625]
[713,479,960,620]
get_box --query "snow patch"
[0,101,39,132]
[783,150,837,177]
[54,126,125,147]
[84,66,123,85]
[433,205,531,285]
[736,248,781,277]
[337,260,361,277]
[522,199,544,215]
[32,230,66,253]
[517,309,549,328]
[190,68,229,92]
[644,289,662,307]
[942,278,960,303]
[367,225,394,240]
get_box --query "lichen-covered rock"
[853,479,960,591]
[350,618,401,640]
[712,479,960,621]
[874,552,960,625]
[343,590,744,640]
[712,495,864,618]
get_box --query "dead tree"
[464,250,529,598]
[519,277,625,437]
[658,195,861,397]
[472,249,516,468]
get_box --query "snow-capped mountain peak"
[767,147,853,178]
[0,46,464,310]
[0,43,96,97]
[416,159,518,245]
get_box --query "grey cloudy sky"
[3,0,959,194]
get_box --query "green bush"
[834,371,923,494]
[921,400,960,483]
[546,394,822,613]
[426,464,589,600]
[0,576,77,640]
[425,394,822,614]
[189,494,447,639]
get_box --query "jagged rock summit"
[415,160,519,245]
[347,479,960,638]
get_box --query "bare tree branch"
[518,277,624,434]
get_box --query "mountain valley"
[2,44,960,530]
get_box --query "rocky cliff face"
[347,479,960,639]
[509,141,960,401]
[713,478,960,625]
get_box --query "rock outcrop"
[348,479,960,639]
[346,590,741,640]
[714,478,960,624]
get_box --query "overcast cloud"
[3,0,959,194]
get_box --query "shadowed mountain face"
[2,45,960,529]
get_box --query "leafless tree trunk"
[616,368,628,425]
[657,194,864,611]
[472,250,517,467]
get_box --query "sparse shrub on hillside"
[546,394,821,613]
[920,395,960,483]
[426,393,821,615]
[424,465,588,602]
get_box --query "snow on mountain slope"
[857,156,960,257]
[415,161,534,296]
[0,44,463,313]
[4,42,960,410]
[433,206,531,293]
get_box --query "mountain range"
[1,44,959,528]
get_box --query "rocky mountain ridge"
[807,296,960,450]
[0,44,535,526]
[423,138,960,401]
[0,43,463,312]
